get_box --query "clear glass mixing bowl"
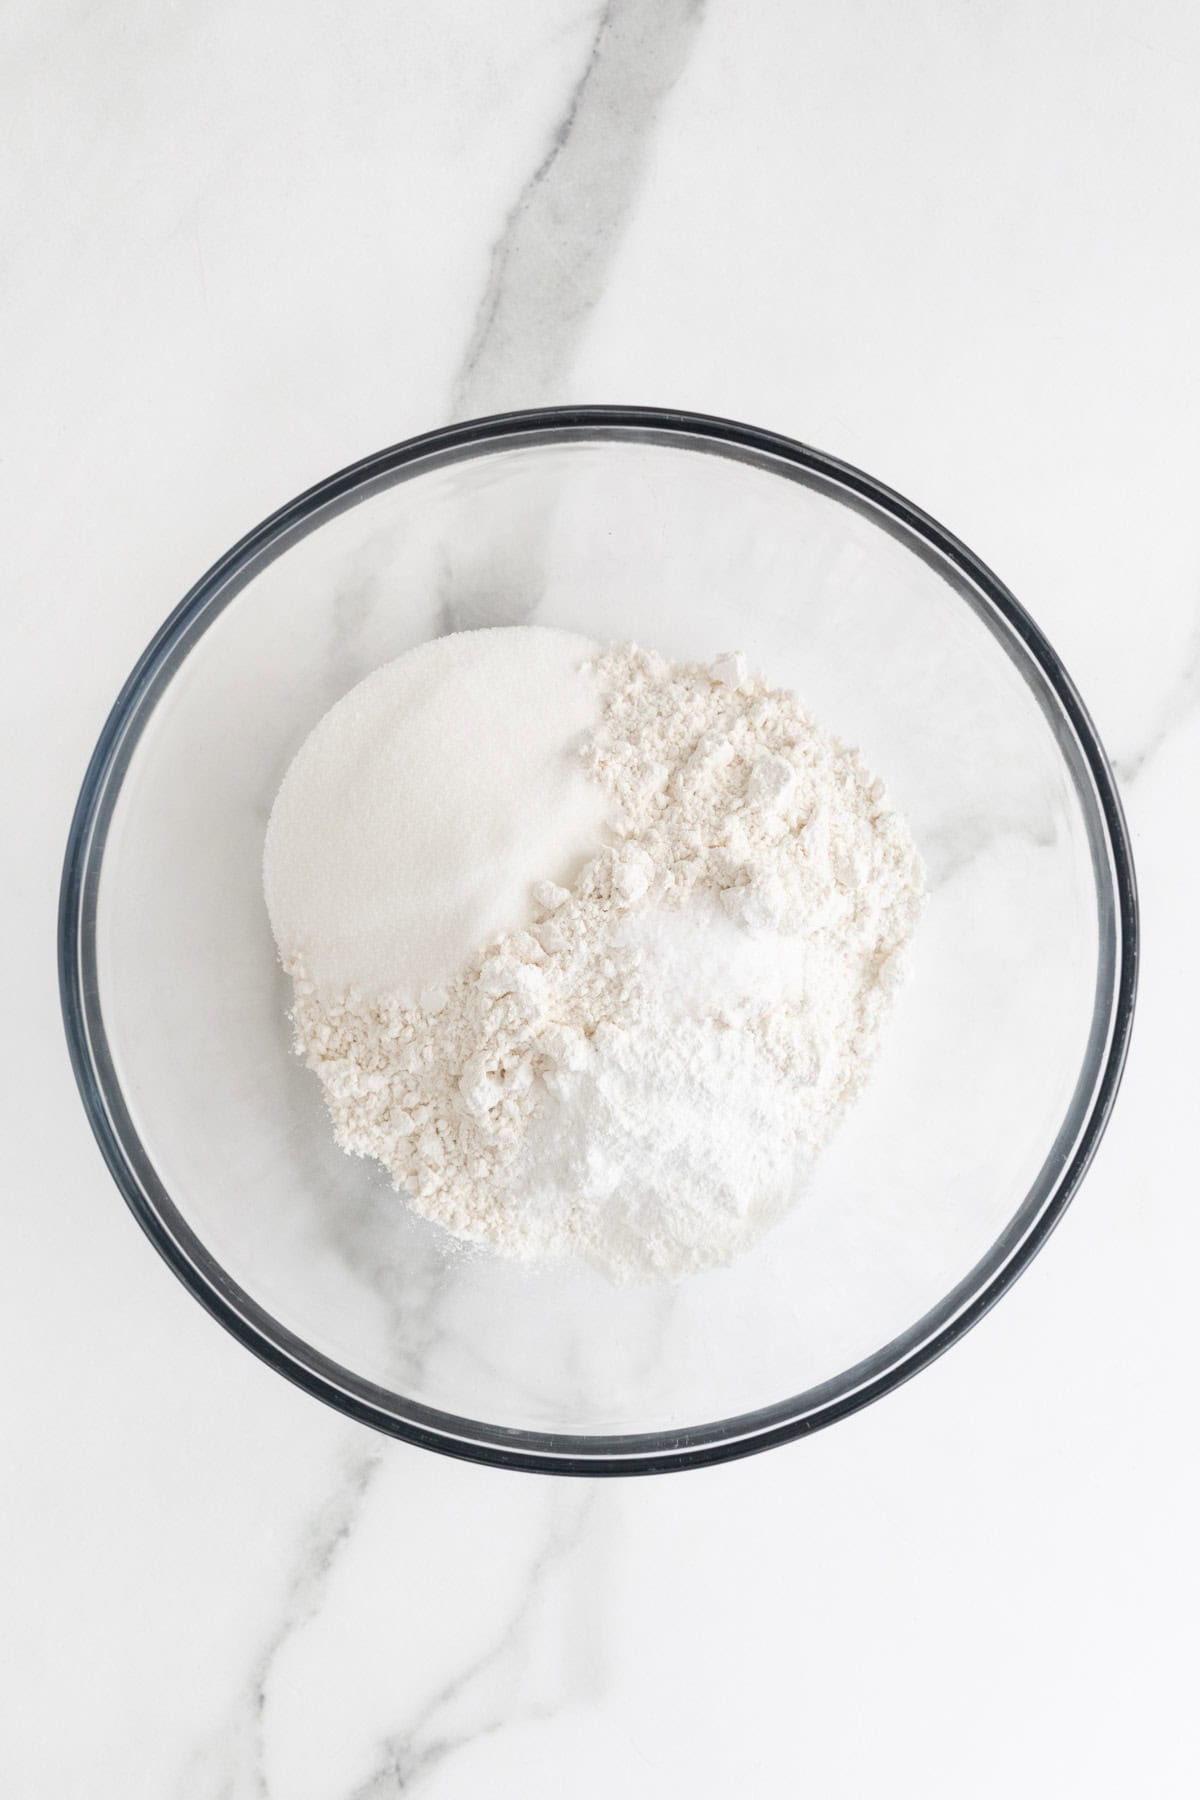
[60,407,1137,1474]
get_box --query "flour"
[267,630,924,1283]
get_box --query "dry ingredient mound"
[270,633,924,1283]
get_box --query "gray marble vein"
[451,0,706,422]
[344,1490,599,1798]
[437,0,705,638]
[179,1443,382,1800]
[1112,602,1200,785]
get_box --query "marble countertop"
[4,3,1196,1793]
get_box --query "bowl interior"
[81,422,1123,1456]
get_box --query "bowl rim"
[59,403,1139,1476]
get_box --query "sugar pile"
[265,627,924,1283]
[264,627,607,1004]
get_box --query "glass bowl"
[59,406,1138,1475]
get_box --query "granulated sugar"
[265,628,924,1283]
[264,627,607,1003]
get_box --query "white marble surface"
[3,1,1197,1792]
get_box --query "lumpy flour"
[264,628,924,1282]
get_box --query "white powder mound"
[514,978,810,1281]
[264,626,607,1003]
[268,633,924,1284]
